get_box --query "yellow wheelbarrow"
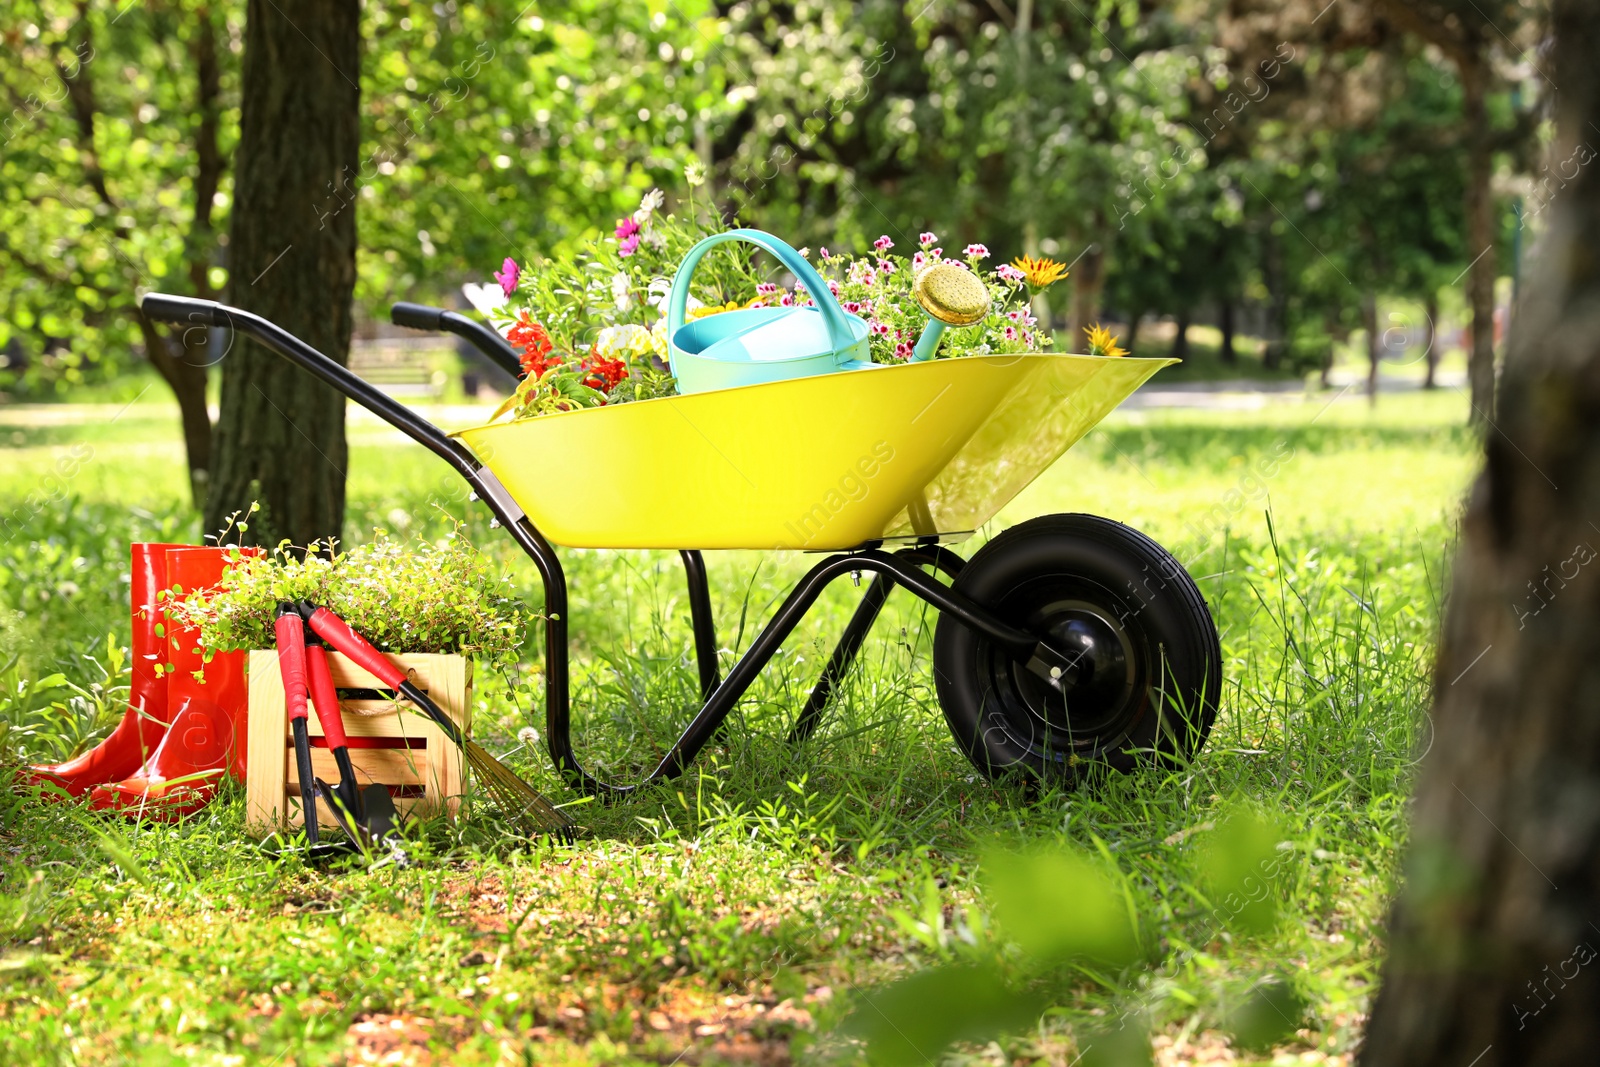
[140,294,1221,797]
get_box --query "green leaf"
[841,963,1043,1067]
[1223,975,1306,1053]
[1195,807,1288,937]
[982,847,1141,967]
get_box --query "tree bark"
[1360,3,1600,1063]
[1069,243,1104,350]
[135,312,212,508]
[1364,291,1381,403]
[1262,233,1286,370]
[1172,310,1190,362]
[1423,292,1440,389]
[1219,301,1236,365]
[1462,57,1498,424]
[205,1,361,546]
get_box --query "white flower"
[461,281,507,316]
[517,726,540,747]
[633,187,665,225]
[595,323,654,360]
[684,160,706,187]
[647,276,674,311]
[611,272,633,312]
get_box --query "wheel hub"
[1009,599,1139,742]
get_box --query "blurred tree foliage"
[0,0,1548,478]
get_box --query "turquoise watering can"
[667,229,874,395]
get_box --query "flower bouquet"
[479,181,1115,422]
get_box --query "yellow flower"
[651,318,670,360]
[1084,323,1128,358]
[688,300,747,320]
[1010,254,1068,290]
[594,323,654,361]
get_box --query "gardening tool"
[138,282,1220,802]
[302,623,401,842]
[89,546,255,818]
[274,603,325,849]
[909,261,991,361]
[24,542,184,795]
[666,229,874,394]
[296,602,574,841]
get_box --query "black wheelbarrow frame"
[140,294,1094,799]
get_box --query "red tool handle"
[304,643,350,751]
[306,606,406,689]
[274,611,310,722]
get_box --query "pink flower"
[1007,310,1023,322]
[615,217,640,241]
[494,257,520,298]
[930,247,943,259]
[919,231,938,248]
[780,293,795,306]
[894,342,913,359]
[619,233,641,257]
[912,251,927,269]
[827,279,841,297]
[843,301,862,314]
[996,263,1025,283]
[757,282,779,295]
[874,235,894,251]
[963,243,989,259]
[820,247,831,259]
[1003,325,1018,340]
[1023,330,1035,346]
[878,259,895,275]
[870,320,890,336]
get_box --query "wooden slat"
[246,649,470,833]
[288,746,428,787]
[246,650,289,834]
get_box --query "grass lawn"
[0,386,1477,1066]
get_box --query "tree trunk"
[1124,308,1144,357]
[204,1,361,546]
[1364,291,1381,403]
[1172,310,1190,362]
[1262,234,1287,370]
[1219,301,1236,365]
[1462,57,1498,424]
[135,314,212,508]
[1424,292,1440,389]
[1360,4,1600,1063]
[1069,243,1104,349]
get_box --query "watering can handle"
[666,229,854,352]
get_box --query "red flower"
[580,348,629,393]
[508,311,558,378]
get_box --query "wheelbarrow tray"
[454,353,1174,551]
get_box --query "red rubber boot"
[91,546,256,818]
[24,542,188,796]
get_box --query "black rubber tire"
[933,514,1221,784]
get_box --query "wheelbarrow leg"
[788,571,894,745]
[679,550,720,702]
[788,544,967,745]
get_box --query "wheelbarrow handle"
[390,302,523,380]
[138,293,479,474]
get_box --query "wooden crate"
[246,650,471,835]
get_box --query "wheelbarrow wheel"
[932,514,1220,784]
